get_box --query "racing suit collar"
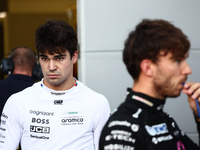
[126,88,165,111]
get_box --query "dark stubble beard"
[153,69,181,99]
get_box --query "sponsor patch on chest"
[61,116,84,125]
[145,123,168,136]
[54,100,63,105]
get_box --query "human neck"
[132,79,165,100]
[12,70,32,77]
[43,77,76,91]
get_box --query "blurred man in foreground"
[100,19,200,150]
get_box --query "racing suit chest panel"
[99,89,199,150]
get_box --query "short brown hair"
[11,46,36,71]
[123,19,190,80]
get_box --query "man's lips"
[47,74,59,78]
[181,78,187,87]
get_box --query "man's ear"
[72,51,78,64]
[140,59,154,77]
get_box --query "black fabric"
[99,88,199,150]
[0,74,35,115]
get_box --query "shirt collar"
[126,88,166,111]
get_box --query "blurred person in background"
[0,46,42,115]
[0,46,42,150]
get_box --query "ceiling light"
[0,12,7,18]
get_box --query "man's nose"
[182,61,192,75]
[49,60,57,71]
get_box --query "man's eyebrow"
[54,54,66,58]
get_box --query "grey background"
[77,0,200,143]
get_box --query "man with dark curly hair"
[0,19,110,150]
[99,19,200,150]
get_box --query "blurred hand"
[182,82,200,116]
